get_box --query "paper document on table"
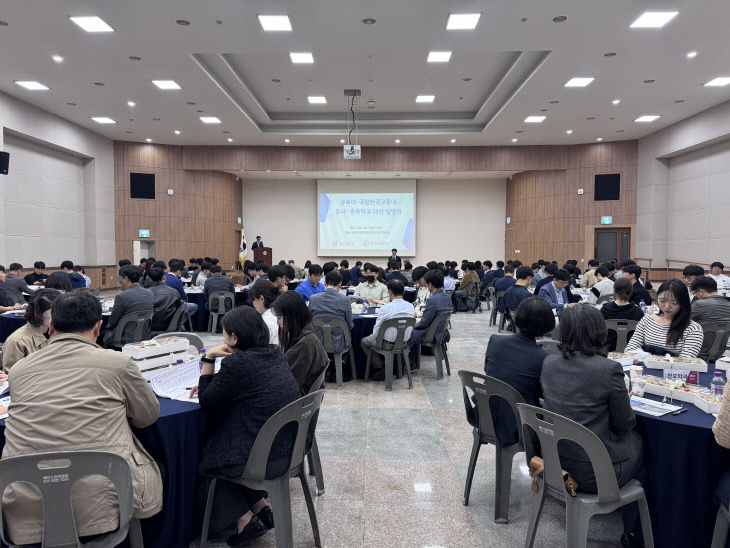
[149,359,200,402]
[630,396,682,417]
[0,381,8,395]
[0,396,10,419]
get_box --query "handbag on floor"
[528,456,578,497]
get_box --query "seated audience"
[2,288,61,372]
[267,264,289,293]
[452,262,480,310]
[403,261,414,284]
[386,260,409,285]
[410,269,452,358]
[625,278,703,357]
[532,261,546,284]
[709,262,730,291]
[193,261,211,287]
[2,263,32,304]
[23,261,48,286]
[584,265,615,304]
[538,268,573,316]
[622,264,652,306]
[533,262,558,295]
[302,260,312,279]
[147,267,184,332]
[600,278,644,352]
[412,266,430,319]
[503,266,534,314]
[482,297,555,445]
[322,261,338,276]
[353,263,389,304]
[74,265,91,288]
[580,259,600,288]
[104,265,154,347]
[682,264,705,302]
[349,260,363,284]
[44,271,73,292]
[120,259,133,268]
[1,291,162,545]
[481,261,494,287]
[204,265,236,313]
[309,271,353,376]
[540,304,644,547]
[167,259,198,317]
[271,291,327,394]
[295,263,325,302]
[493,260,505,280]
[60,260,86,289]
[249,280,280,345]
[189,307,300,545]
[442,266,457,291]
[562,263,579,288]
[339,260,352,286]
[0,270,23,314]
[243,261,257,285]
[690,276,730,362]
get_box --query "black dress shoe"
[226,516,267,547]
[256,506,275,530]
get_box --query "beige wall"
[241,178,506,268]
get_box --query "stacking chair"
[516,404,654,548]
[306,364,328,496]
[700,321,730,363]
[711,499,730,548]
[415,311,451,379]
[0,451,143,548]
[480,283,492,310]
[312,316,357,389]
[364,317,416,391]
[459,371,525,523]
[207,291,234,333]
[151,302,186,337]
[153,331,205,352]
[489,288,499,326]
[200,391,326,548]
[604,319,638,353]
[549,325,561,341]
[106,310,154,349]
[465,283,482,313]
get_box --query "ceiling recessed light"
[362,18,376,25]
[612,99,621,105]
[174,130,181,135]
[125,131,133,134]
[394,139,401,144]
[284,138,290,143]
[307,96,327,104]
[152,80,181,90]
[566,129,573,134]
[630,11,678,28]
[93,82,105,86]
[416,95,435,103]
[552,15,567,23]
[146,138,152,143]
[604,52,617,57]
[199,116,221,124]
[564,77,595,87]
[290,52,314,64]
[447,13,481,30]
[340,139,345,144]
[153,117,161,121]
[69,16,114,33]
[596,137,603,141]
[52,55,64,63]
[175,19,190,26]
[258,15,292,31]
[450,138,456,143]
[129,55,141,61]
[634,115,661,122]
[686,51,698,59]
[674,99,685,103]
[66,102,77,106]
[586,117,595,120]
[127,101,136,107]
[524,115,546,123]
[91,117,116,124]
[186,101,196,105]
[227,138,233,142]
[367,106,375,109]
[15,81,49,90]
[549,100,559,104]
[427,51,452,63]
[643,79,655,84]
[616,130,625,133]
[704,77,730,87]
[271,78,281,83]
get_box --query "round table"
[403,287,417,303]
[636,366,730,548]
[0,312,26,343]
[185,290,250,332]
[350,308,378,378]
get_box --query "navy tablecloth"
[0,314,25,343]
[350,309,377,378]
[186,291,249,332]
[636,366,730,548]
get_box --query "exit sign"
[139,229,150,238]
[601,216,613,225]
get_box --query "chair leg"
[637,495,655,548]
[310,436,325,495]
[299,471,322,547]
[442,343,451,376]
[384,352,394,391]
[565,502,590,548]
[349,348,357,380]
[129,517,144,548]
[402,351,413,389]
[494,445,515,523]
[268,476,294,548]
[199,478,217,548]
[524,483,546,548]
[334,352,344,389]
[463,431,482,506]
[434,345,444,379]
[364,349,372,382]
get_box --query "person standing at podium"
[252,236,264,250]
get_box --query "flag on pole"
[239,224,248,268]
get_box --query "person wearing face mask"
[2,288,62,372]
[354,263,389,304]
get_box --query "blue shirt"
[295,278,325,301]
[443,276,456,291]
[373,298,415,342]
[165,272,187,301]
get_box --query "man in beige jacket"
[579,259,600,288]
[1,291,162,545]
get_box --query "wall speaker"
[0,151,9,175]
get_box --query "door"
[133,240,155,265]
[594,228,630,263]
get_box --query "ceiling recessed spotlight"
[69,16,114,33]
[174,130,181,135]
[127,101,136,107]
[416,95,435,103]
[674,99,685,103]
[447,13,481,30]
[612,99,621,105]
[540,109,548,112]
[196,109,204,113]
[564,77,595,87]
[340,139,345,144]
[427,51,452,63]
[146,138,152,143]
[289,52,314,64]
[66,102,77,106]
[566,129,573,134]
[604,52,617,57]
[635,114,661,122]
[686,51,698,59]
[643,79,655,84]
[52,55,64,63]
[186,101,196,105]
[153,117,161,121]
[128,55,141,61]
[222,130,231,134]
[307,96,327,104]
[227,138,233,142]
[515,130,524,133]
[616,130,625,133]
[362,18,376,25]
[284,138,290,143]
[630,11,678,28]
[462,77,472,82]
[125,131,133,134]
[15,80,49,90]
[524,115,546,123]
[549,100,559,104]
[91,117,116,124]
[93,82,105,86]
[512,138,518,142]
[552,15,567,23]
[199,116,221,124]
[704,77,730,87]
[596,137,603,141]
[394,139,401,144]
[586,116,595,120]
[450,138,456,143]
[258,15,292,31]
[175,19,190,26]
[152,80,181,90]
[271,78,281,83]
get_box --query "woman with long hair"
[625,278,703,357]
[248,279,279,344]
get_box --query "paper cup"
[632,379,646,397]
[629,366,644,379]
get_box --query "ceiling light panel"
[91,117,116,124]
[447,13,481,30]
[52,55,64,63]
[564,77,595,87]
[290,52,314,64]
[630,11,678,28]
[15,80,49,90]
[416,95,435,103]
[634,115,661,122]
[427,51,452,63]
[69,16,114,32]
[307,96,327,104]
[152,80,181,90]
[258,15,292,31]
[704,77,730,87]
[199,116,221,124]
[524,115,546,123]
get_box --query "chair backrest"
[374,316,416,351]
[516,404,621,503]
[242,390,325,482]
[701,320,730,362]
[466,283,480,304]
[604,319,638,353]
[209,291,234,313]
[423,311,451,344]
[444,289,454,296]
[153,331,205,351]
[164,302,187,332]
[495,290,505,300]
[0,451,134,548]
[596,293,613,305]
[311,315,352,353]
[109,310,154,347]
[458,371,525,447]
[307,359,329,394]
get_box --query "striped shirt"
[624,314,704,358]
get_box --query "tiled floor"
[196,309,625,547]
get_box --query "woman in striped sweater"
[625,278,703,358]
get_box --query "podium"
[253,246,272,266]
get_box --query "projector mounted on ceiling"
[343,88,361,160]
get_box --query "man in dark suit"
[411,269,452,351]
[204,265,236,312]
[533,262,558,295]
[386,260,409,285]
[350,261,363,284]
[103,265,154,346]
[147,267,183,331]
[494,263,517,313]
[339,260,352,286]
[251,236,264,249]
[389,249,401,263]
[492,261,505,280]
[538,269,573,317]
[623,264,652,306]
[2,263,32,304]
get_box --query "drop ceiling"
[1,0,729,147]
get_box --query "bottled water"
[711,371,726,399]
[639,300,648,314]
